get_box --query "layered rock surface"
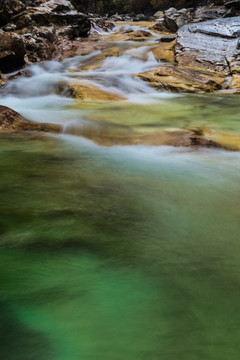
[176,17,240,74]
[0,0,91,73]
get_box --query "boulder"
[0,105,62,133]
[166,8,191,30]
[22,26,58,63]
[0,0,91,66]
[0,32,26,73]
[0,0,26,26]
[152,8,191,33]
[154,11,165,19]
[12,7,91,37]
[176,17,240,75]
[150,19,169,32]
[91,19,115,32]
[133,14,147,21]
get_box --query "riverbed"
[0,23,240,360]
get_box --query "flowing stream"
[0,23,240,360]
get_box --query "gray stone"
[176,17,240,74]
[154,11,164,19]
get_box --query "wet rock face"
[0,0,91,73]
[176,17,240,74]
[0,32,26,73]
[22,26,58,63]
[12,1,91,37]
[0,105,62,133]
[0,0,26,26]
[224,0,240,8]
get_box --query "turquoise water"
[0,132,240,359]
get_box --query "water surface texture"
[0,23,240,360]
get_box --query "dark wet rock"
[91,19,115,32]
[0,0,26,26]
[224,0,240,8]
[176,17,240,75]
[164,14,187,32]
[158,34,177,42]
[151,19,169,32]
[12,5,91,37]
[21,26,58,63]
[152,8,191,33]
[0,106,62,133]
[69,0,101,13]
[0,0,91,67]
[0,32,26,73]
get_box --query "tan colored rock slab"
[151,42,176,63]
[103,30,153,42]
[138,65,225,93]
[60,81,126,102]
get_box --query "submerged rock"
[0,106,62,133]
[176,17,240,75]
[62,121,231,150]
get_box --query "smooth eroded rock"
[176,17,240,75]
[0,106,62,133]
[151,42,176,63]
[58,81,126,102]
[138,65,225,93]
